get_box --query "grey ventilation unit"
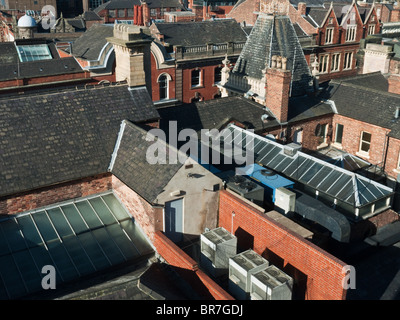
[283,143,302,157]
[250,265,293,300]
[228,249,269,300]
[200,227,237,278]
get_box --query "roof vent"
[395,107,400,119]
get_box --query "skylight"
[0,192,153,299]
[16,44,53,62]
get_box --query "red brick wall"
[150,53,176,101]
[182,65,222,103]
[226,0,260,25]
[332,114,391,168]
[385,137,400,179]
[153,230,235,300]
[219,190,347,300]
[388,74,400,95]
[111,175,163,242]
[0,173,112,216]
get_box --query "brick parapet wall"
[219,189,347,300]
[0,173,112,216]
[153,230,234,300]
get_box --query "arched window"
[157,73,172,100]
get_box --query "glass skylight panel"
[318,170,343,194]
[326,174,353,198]
[0,193,153,299]
[16,44,53,62]
[264,153,286,170]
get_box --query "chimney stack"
[298,2,307,15]
[265,55,292,123]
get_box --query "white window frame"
[325,28,334,44]
[334,123,344,146]
[343,52,353,70]
[331,53,341,72]
[345,25,357,42]
[319,54,329,74]
[157,73,171,100]
[368,24,376,35]
[359,131,372,155]
[191,69,201,88]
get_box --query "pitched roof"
[151,20,248,47]
[158,96,279,134]
[71,24,114,60]
[109,120,185,203]
[0,57,84,81]
[232,13,312,97]
[0,85,159,198]
[325,74,400,139]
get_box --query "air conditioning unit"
[200,227,237,278]
[228,249,269,300]
[283,143,302,157]
[250,265,293,300]
[274,187,296,214]
[226,175,264,207]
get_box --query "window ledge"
[356,151,370,159]
[331,142,343,149]
[191,85,204,89]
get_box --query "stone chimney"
[107,24,152,92]
[298,2,307,15]
[265,55,292,123]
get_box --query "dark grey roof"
[158,96,279,134]
[324,75,400,139]
[0,57,84,81]
[151,20,248,46]
[72,24,114,60]
[94,0,183,12]
[339,72,389,92]
[66,18,86,30]
[288,95,334,123]
[232,14,313,97]
[306,7,329,27]
[0,42,19,65]
[82,11,103,21]
[0,85,160,198]
[109,120,184,203]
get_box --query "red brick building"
[227,0,383,83]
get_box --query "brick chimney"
[388,72,400,95]
[265,55,292,123]
[298,2,307,15]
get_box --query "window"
[318,123,328,146]
[331,53,340,72]
[160,8,167,17]
[319,54,329,74]
[359,131,372,154]
[108,9,116,17]
[118,9,125,17]
[397,151,400,169]
[214,66,222,84]
[159,75,168,100]
[16,44,53,62]
[343,52,353,70]
[334,124,344,144]
[191,69,201,87]
[325,28,334,44]
[345,25,357,42]
[368,24,376,35]
[377,8,381,18]
[150,9,157,16]
[127,8,133,16]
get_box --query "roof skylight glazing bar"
[44,209,81,277]
[258,145,280,163]
[58,206,97,272]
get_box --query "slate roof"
[81,11,103,21]
[71,24,114,60]
[0,85,160,198]
[0,57,84,81]
[109,120,184,203]
[232,13,313,97]
[324,74,400,139]
[287,95,334,123]
[158,96,279,134]
[151,20,248,47]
